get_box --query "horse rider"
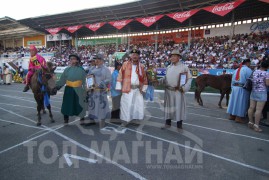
[23,45,47,92]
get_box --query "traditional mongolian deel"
[88,64,111,121]
[57,66,87,118]
[116,60,148,122]
[159,61,192,122]
[227,64,252,117]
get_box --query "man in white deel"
[116,49,148,126]
[158,49,192,131]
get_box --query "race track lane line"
[146,115,269,143]
[0,94,61,110]
[0,119,79,155]
[0,107,146,180]
[0,103,60,113]
[0,118,46,130]
[107,122,269,175]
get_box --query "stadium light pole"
[229,11,235,47]
[75,32,78,52]
[155,23,159,52]
[128,26,131,51]
[116,29,119,52]
[188,19,192,49]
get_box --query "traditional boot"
[235,117,245,124]
[161,119,171,129]
[80,117,85,125]
[23,84,30,92]
[177,120,183,130]
[64,115,69,125]
[229,114,236,120]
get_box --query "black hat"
[93,54,104,60]
[130,49,140,55]
[69,54,81,61]
[242,59,251,64]
[115,61,122,68]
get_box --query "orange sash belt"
[66,80,82,87]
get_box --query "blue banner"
[156,68,235,77]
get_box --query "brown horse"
[30,62,57,126]
[195,74,232,108]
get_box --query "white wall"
[204,20,269,38]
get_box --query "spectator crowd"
[0,31,268,69]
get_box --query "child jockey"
[23,45,47,92]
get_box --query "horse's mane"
[219,74,232,81]
[46,62,54,70]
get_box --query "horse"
[30,62,57,126]
[195,74,232,108]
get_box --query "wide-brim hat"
[170,49,181,56]
[93,54,104,60]
[130,49,140,55]
[69,54,81,61]
[242,59,251,63]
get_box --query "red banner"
[259,0,269,3]
[136,15,164,27]
[130,30,204,44]
[109,19,132,30]
[65,25,82,33]
[203,0,245,16]
[46,28,62,35]
[85,22,106,32]
[166,9,200,23]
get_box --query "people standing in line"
[87,54,111,128]
[227,59,252,123]
[158,49,192,131]
[145,63,157,102]
[3,65,12,85]
[247,60,269,132]
[116,49,148,127]
[110,61,122,120]
[56,54,87,125]
[23,45,47,92]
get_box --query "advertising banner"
[65,25,83,33]
[85,22,106,32]
[46,28,63,35]
[130,30,204,44]
[203,0,245,16]
[109,19,133,30]
[136,15,164,27]
[166,9,199,23]
[46,33,72,41]
[24,35,45,47]
[204,20,269,38]
[78,38,121,46]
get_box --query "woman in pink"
[248,60,269,132]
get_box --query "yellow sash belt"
[66,80,82,87]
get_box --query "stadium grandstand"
[1,1,269,179]
[0,0,269,74]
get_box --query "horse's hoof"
[51,119,55,123]
[37,122,41,126]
